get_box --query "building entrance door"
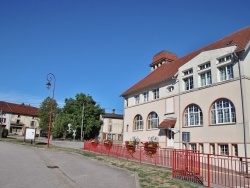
[167,129,174,147]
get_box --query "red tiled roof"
[121,26,250,97]
[158,119,176,129]
[0,101,38,116]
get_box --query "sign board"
[25,128,36,140]
[182,132,190,142]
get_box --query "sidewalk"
[0,141,138,188]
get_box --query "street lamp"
[46,73,56,148]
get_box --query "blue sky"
[0,0,249,114]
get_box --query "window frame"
[200,71,212,87]
[184,76,194,91]
[135,95,140,104]
[147,112,159,130]
[220,144,229,155]
[218,64,234,81]
[134,114,143,131]
[184,104,203,127]
[153,88,159,99]
[199,62,211,70]
[211,99,236,125]
[143,91,149,102]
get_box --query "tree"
[37,97,59,133]
[52,93,104,139]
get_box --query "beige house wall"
[123,44,250,157]
[99,116,123,142]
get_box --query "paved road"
[0,141,138,188]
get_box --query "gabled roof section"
[0,101,38,116]
[121,26,250,97]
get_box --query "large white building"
[0,101,40,136]
[121,26,250,157]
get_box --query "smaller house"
[0,101,40,136]
[99,109,123,143]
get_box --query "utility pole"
[81,103,84,141]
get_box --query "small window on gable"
[166,86,174,93]
[218,55,232,63]
[183,69,193,76]
[199,62,211,70]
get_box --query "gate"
[172,149,203,185]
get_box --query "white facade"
[121,26,250,157]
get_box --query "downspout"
[234,52,248,173]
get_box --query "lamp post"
[81,103,84,141]
[46,73,56,148]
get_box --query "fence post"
[207,154,210,187]
[140,146,142,163]
[172,149,175,178]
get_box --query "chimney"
[150,50,178,71]
[112,109,115,114]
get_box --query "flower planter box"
[144,146,157,157]
[126,145,136,153]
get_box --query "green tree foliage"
[52,93,104,139]
[37,97,59,133]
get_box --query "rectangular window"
[220,144,229,155]
[0,118,6,123]
[199,62,211,70]
[232,144,238,156]
[210,144,215,154]
[143,92,149,102]
[219,64,234,81]
[118,134,122,141]
[218,55,232,63]
[184,77,193,90]
[135,95,140,104]
[153,88,159,99]
[183,69,193,76]
[109,125,112,132]
[190,143,197,151]
[30,121,35,127]
[199,143,204,153]
[200,71,212,86]
[125,99,128,107]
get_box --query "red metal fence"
[84,142,250,187]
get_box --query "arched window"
[147,112,159,129]
[211,99,235,124]
[134,115,143,130]
[184,104,203,126]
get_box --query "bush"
[2,129,8,138]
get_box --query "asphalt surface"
[0,140,139,188]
